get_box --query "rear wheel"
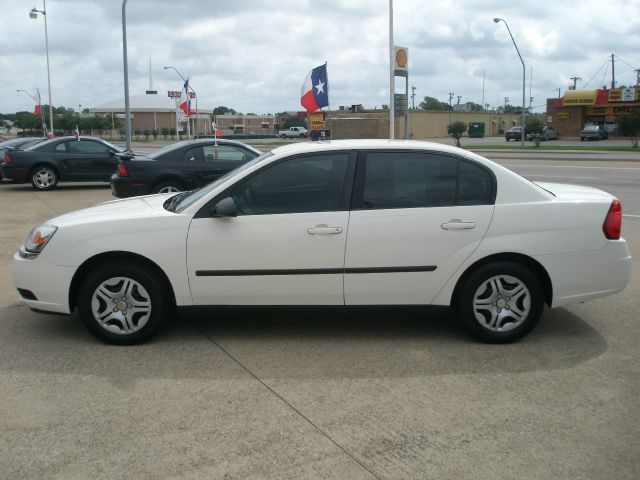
[77,262,169,344]
[152,181,184,194]
[456,261,544,343]
[30,165,58,190]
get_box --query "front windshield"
[173,151,273,213]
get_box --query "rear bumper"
[110,174,148,198]
[0,163,29,182]
[536,239,632,308]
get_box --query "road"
[495,158,640,215]
[0,154,639,480]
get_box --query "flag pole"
[389,0,394,140]
[324,60,330,140]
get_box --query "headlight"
[19,224,57,258]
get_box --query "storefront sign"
[585,105,640,115]
[608,88,639,102]
[557,111,569,119]
[563,90,597,106]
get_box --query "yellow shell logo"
[396,49,407,68]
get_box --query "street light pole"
[494,17,525,147]
[164,66,198,138]
[30,0,53,134]
[121,0,132,151]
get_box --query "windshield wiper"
[164,190,192,212]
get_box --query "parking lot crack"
[190,321,384,480]
[30,192,60,215]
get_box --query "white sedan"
[13,140,631,344]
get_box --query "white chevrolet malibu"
[13,140,631,344]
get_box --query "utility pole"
[569,76,581,90]
[456,95,461,105]
[611,53,616,89]
[557,88,561,98]
[448,92,454,124]
[635,69,640,86]
[410,85,416,109]
[504,96,509,108]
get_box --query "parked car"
[580,125,608,141]
[278,126,308,139]
[527,126,558,141]
[504,126,523,141]
[13,140,631,345]
[0,137,48,179]
[1,136,125,190]
[111,139,262,198]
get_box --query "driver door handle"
[441,220,476,230]
[307,226,342,235]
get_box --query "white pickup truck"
[278,126,308,139]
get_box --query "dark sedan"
[110,139,262,198]
[1,136,124,190]
[504,126,523,141]
[580,125,608,141]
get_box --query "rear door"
[344,150,495,305]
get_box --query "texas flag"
[300,63,329,113]
[179,78,192,116]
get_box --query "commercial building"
[91,90,212,135]
[546,87,640,137]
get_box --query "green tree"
[213,106,237,115]
[143,129,150,141]
[419,96,452,111]
[152,129,158,140]
[465,102,485,112]
[617,112,640,148]
[526,118,545,147]
[282,116,307,129]
[160,127,169,140]
[447,121,467,147]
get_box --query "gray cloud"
[1,0,638,115]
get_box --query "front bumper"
[13,252,76,314]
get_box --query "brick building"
[546,87,640,138]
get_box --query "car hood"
[46,193,175,228]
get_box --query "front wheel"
[30,165,58,190]
[77,262,169,344]
[455,261,544,343]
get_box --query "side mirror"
[211,197,238,217]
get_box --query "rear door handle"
[441,220,476,230]
[307,226,342,235]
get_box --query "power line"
[583,58,610,88]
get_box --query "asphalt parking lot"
[1,166,639,479]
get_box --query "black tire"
[280,134,287,139]
[77,262,169,345]
[30,165,58,190]
[151,180,185,194]
[455,261,544,343]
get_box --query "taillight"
[4,151,11,164]
[116,164,128,177]
[603,199,622,240]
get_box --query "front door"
[344,150,495,305]
[186,151,356,305]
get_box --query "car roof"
[270,139,473,157]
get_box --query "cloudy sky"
[1,0,638,115]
